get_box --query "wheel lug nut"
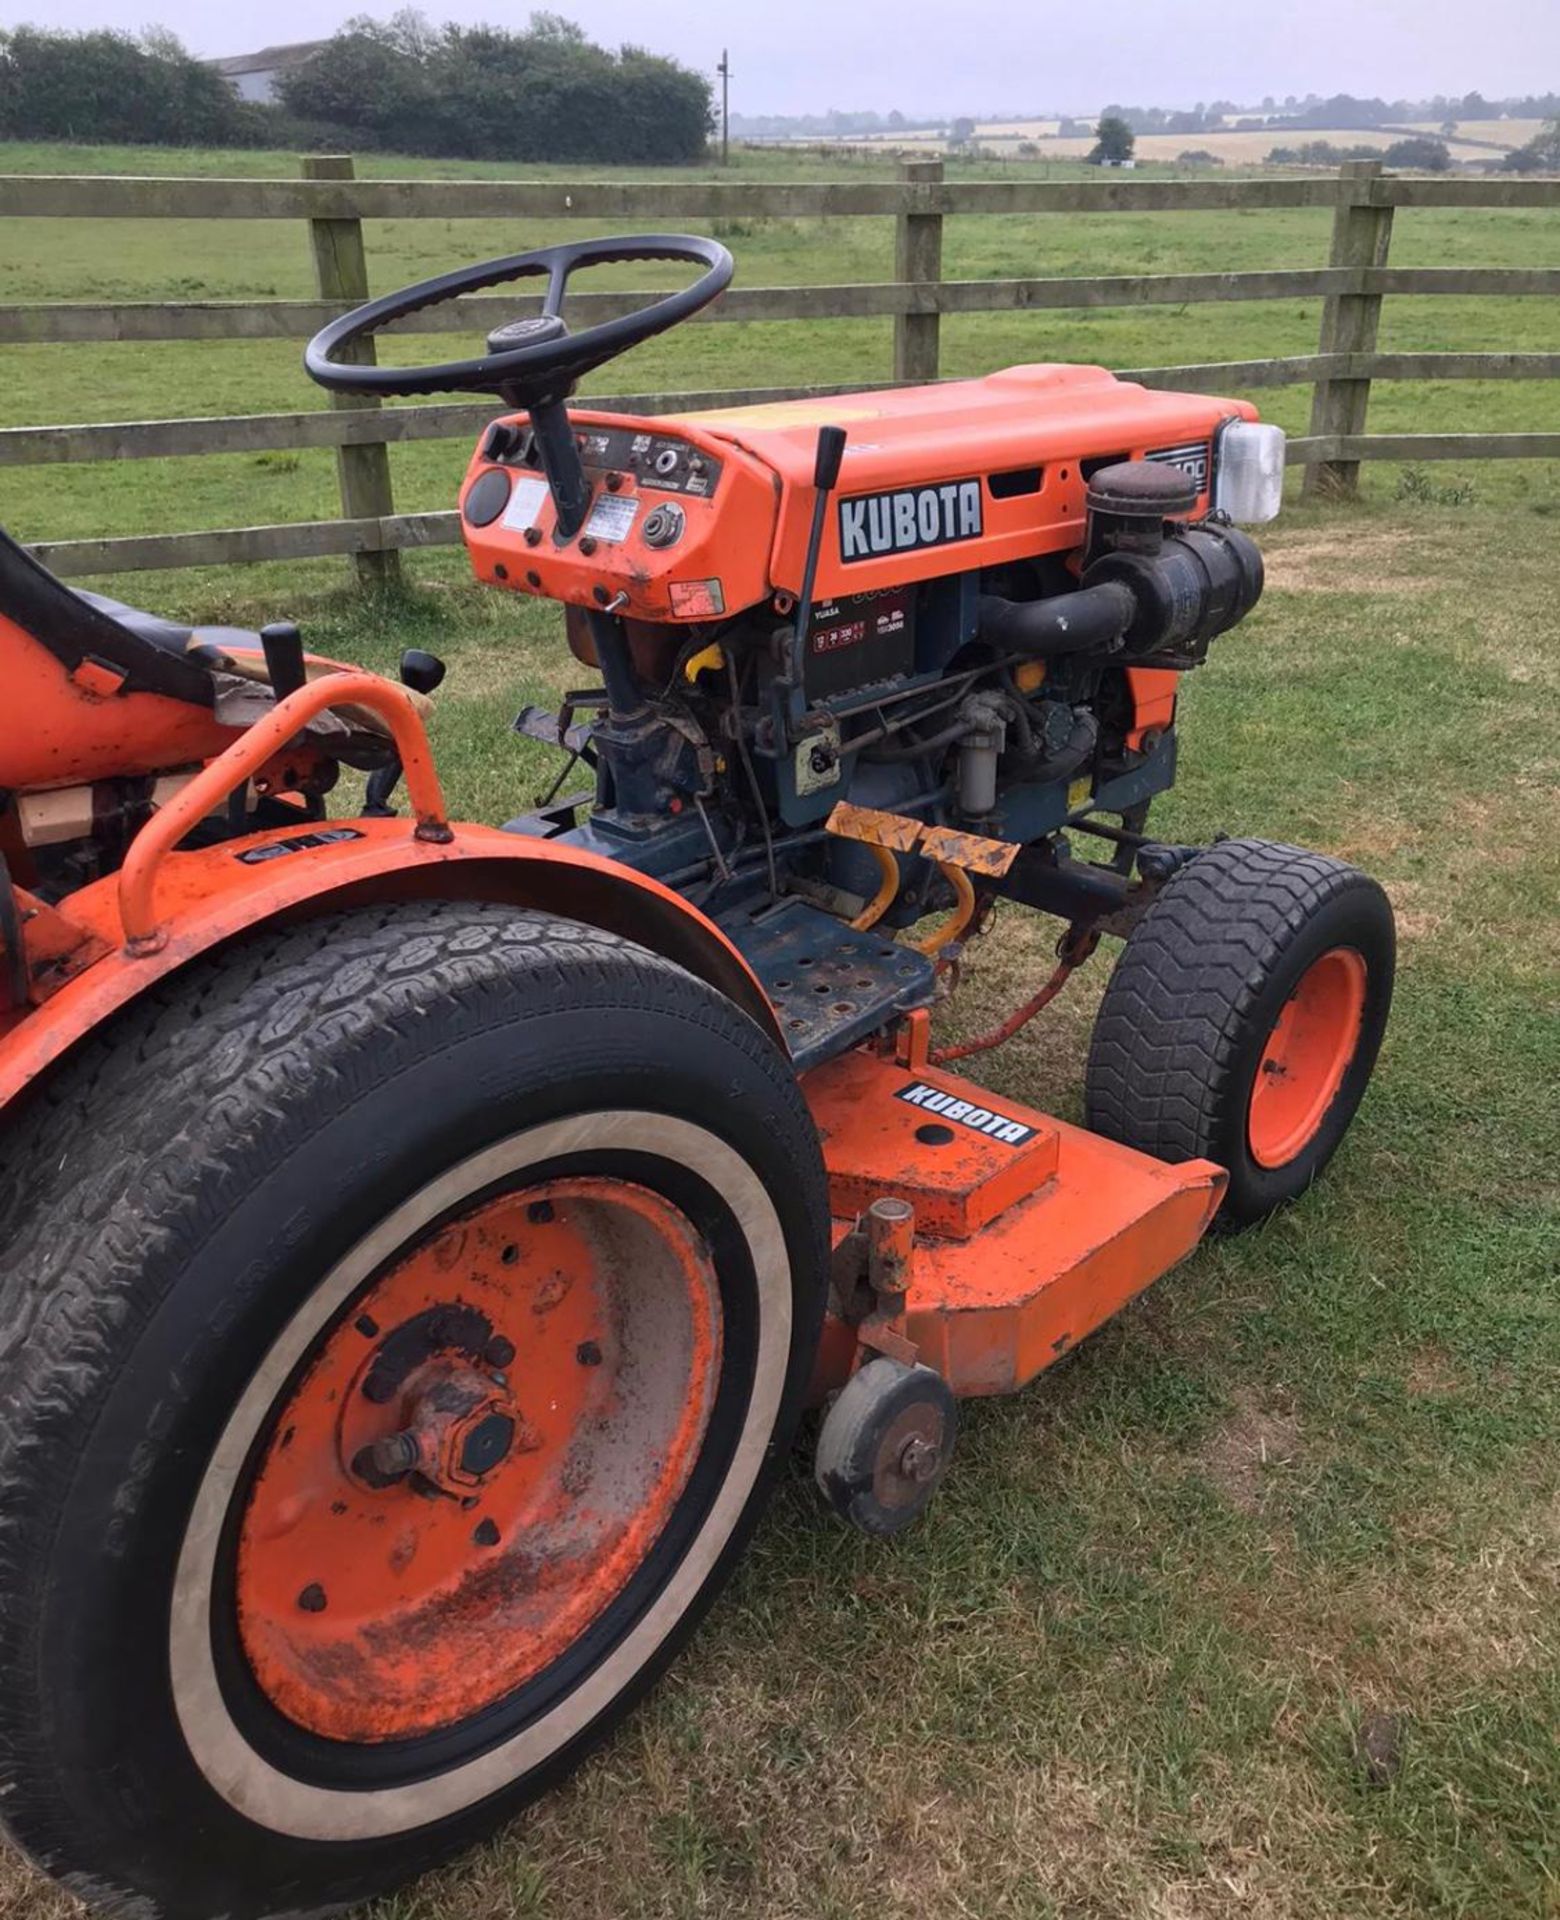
[352,1428,421,1487]
[472,1518,500,1547]
[297,1583,327,1613]
[528,1200,555,1224]
[484,1335,516,1368]
[576,1340,602,1367]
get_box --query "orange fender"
[0,815,780,1110]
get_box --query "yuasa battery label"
[808,588,912,655]
[895,1081,1037,1145]
[806,587,914,693]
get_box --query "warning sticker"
[583,491,640,544]
[499,475,550,531]
[669,579,726,618]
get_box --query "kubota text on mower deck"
[0,232,1394,1920]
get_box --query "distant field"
[1016,129,1507,164]
[797,116,1546,165]
[1403,117,1546,148]
[817,122,1535,164]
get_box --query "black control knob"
[399,649,447,694]
[480,421,524,462]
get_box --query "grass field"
[0,138,1556,583]
[0,140,1557,1920]
[1,495,1556,1920]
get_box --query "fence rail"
[6,172,1559,220]
[4,158,1557,579]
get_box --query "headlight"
[1213,420,1286,524]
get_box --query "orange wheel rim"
[234,1176,721,1742]
[1247,946,1368,1169]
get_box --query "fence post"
[893,158,944,383]
[1302,160,1394,500]
[301,155,400,588]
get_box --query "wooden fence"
[2,158,1557,581]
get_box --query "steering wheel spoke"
[541,259,570,321]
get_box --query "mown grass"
[0,143,1556,1920]
[2,508,1556,1920]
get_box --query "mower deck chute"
[806,1046,1225,1400]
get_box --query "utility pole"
[717,48,731,166]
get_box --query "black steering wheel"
[303,233,733,405]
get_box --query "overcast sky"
[23,0,1560,117]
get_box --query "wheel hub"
[232,1176,722,1743]
[349,1356,528,1496]
[1247,946,1368,1168]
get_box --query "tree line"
[278,12,710,164]
[0,11,712,165]
[0,26,252,145]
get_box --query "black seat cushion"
[0,525,217,707]
[74,589,267,667]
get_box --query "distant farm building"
[208,42,326,104]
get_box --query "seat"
[74,588,265,664]
[0,525,265,710]
[0,525,403,794]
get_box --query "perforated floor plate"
[721,898,936,1071]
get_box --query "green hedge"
[0,16,714,165]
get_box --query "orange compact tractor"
[0,238,1394,1918]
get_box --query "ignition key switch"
[642,503,686,549]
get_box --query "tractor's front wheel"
[1084,838,1394,1226]
[0,903,828,1919]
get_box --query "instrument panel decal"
[583,492,639,543]
[499,475,550,530]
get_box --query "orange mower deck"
[804,1045,1228,1400]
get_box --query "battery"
[806,587,915,698]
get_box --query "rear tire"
[0,902,828,1919]
[1085,838,1394,1227]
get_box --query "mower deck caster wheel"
[815,1357,957,1537]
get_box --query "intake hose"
[976,580,1136,657]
